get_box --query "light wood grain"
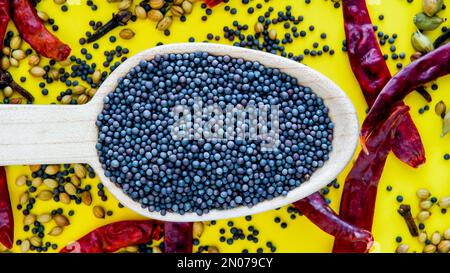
[0,43,359,222]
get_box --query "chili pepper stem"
[415,87,432,103]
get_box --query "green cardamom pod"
[442,111,450,137]
[411,30,434,53]
[423,0,444,16]
[414,12,446,31]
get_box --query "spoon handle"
[0,104,98,166]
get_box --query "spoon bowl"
[0,43,358,222]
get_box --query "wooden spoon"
[0,43,358,221]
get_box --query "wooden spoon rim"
[88,43,359,222]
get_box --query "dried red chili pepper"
[361,42,450,146]
[11,0,71,61]
[60,220,163,253]
[342,0,425,167]
[333,105,409,253]
[0,167,13,249]
[164,222,193,253]
[203,0,224,8]
[294,192,373,252]
[0,0,9,50]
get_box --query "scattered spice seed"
[119,28,135,40]
[417,210,431,222]
[93,205,105,219]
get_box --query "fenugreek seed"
[59,192,71,205]
[395,244,409,253]
[170,5,184,17]
[182,1,193,14]
[419,231,428,243]
[37,190,53,201]
[49,68,59,80]
[29,66,46,77]
[74,164,87,178]
[2,46,10,56]
[135,6,147,19]
[419,200,433,210]
[23,214,36,226]
[31,177,43,188]
[92,70,102,84]
[77,94,89,105]
[93,206,105,219]
[19,192,29,205]
[125,245,139,253]
[37,213,52,223]
[153,246,162,253]
[64,182,77,195]
[72,85,86,95]
[43,178,58,189]
[30,165,41,172]
[3,86,12,98]
[87,88,97,97]
[438,240,450,253]
[118,0,132,10]
[417,210,431,221]
[59,59,71,67]
[20,239,30,253]
[431,231,442,245]
[53,0,66,4]
[444,228,450,240]
[157,17,173,31]
[45,165,60,175]
[148,10,163,22]
[28,55,40,66]
[15,175,27,187]
[119,28,135,40]
[208,246,220,253]
[193,222,204,237]
[269,29,277,40]
[416,188,430,200]
[30,236,42,247]
[174,0,184,5]
[254,22,264,33]
[53,215,70,226]
[61,95,72,104]
[150,0,164,9]
[423,244,436,253]
[80,191,92,206]
[12,49,26,60]
[439,196,450,208]
[9,58,19,67]
[48,226,64,236]
[37,11,49,22]
[10,36,22,50]
[1,56,10,70]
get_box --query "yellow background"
[3,0,450,253]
